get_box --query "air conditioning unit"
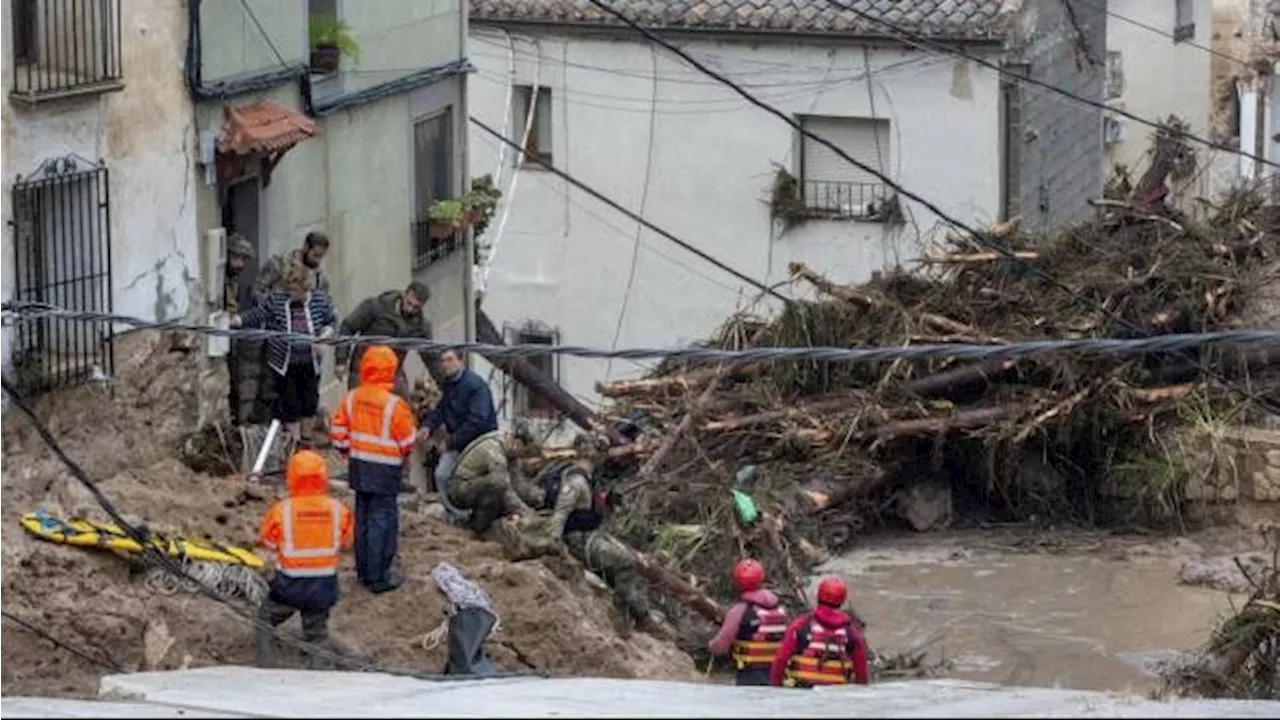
[1103,117,1127,145]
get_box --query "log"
[919,251,1039,264]
[518,440,651,475]
[595,366,759,398]
[475,305,627,444]
[636,366,731,482]
[628,544,726,624]
[701,397,853,434]
[902,357,1019,399]
[860,405,1023,440]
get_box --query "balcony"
[802,180,903,223]
[411,219,461,270]
[10,0,124,104]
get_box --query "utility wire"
[578,0,1280,414]
[1,610,128,674]
[0,377,548,682]
[6,302,1279,365]
[237,0,289,68]
[1087,0,1256,70]
[470,117,791,303]
[820,0,1280,171]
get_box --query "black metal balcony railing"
[802,180,900,222]
[10,0,124,102]
[411,220,462,270]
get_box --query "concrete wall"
[467,28,1002,416]
[1004,0,1107,232]
[1104,0,1214,203]
[199,0,307,80]
[341,0,465,95]
[2,0,198,376]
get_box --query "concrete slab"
[88,666,1280,718]
[0,696,248,718]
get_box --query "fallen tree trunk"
[919,251,1039,264]
[476,305,627,444]
[902,357,1019,398]
[596,366,758,398]
[861,405,1023,439]
[700,397,854,434]
[629,545,726,624]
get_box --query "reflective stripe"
[344,392,408,454]
[279,566,338,578]
[784,620,854,686]
[280,498,342,559]
[350,449,404,466]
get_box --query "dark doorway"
[222,175,262,309]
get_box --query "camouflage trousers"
[566,530,651,624]
[445,432,532,532]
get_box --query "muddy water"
[820,532,1242,694]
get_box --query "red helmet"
[816,576,847,607]
[732,559,766,593]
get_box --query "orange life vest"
[730,602,789,671]
[274,496,344,578]
[783,619,856,687]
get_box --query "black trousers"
[354,491,399,586]
[273,362,319,423]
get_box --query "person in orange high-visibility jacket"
[256,449,354,668]
[329,345,419,594]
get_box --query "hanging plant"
[768,164,808,233]
[425,176,505,241]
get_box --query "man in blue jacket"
[424,348,532,533]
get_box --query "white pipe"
[251,419,281,480]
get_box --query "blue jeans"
[353,492,398,587]
[434,450,459,489]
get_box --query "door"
[222,176,262,309]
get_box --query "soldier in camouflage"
[445,429,534,534]
[225,234,272,426]
[504,433,660,635]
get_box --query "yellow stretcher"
[20,511,264,569]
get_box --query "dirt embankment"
[1,334,697,699]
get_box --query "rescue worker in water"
[707,558,792,686]
[255,450,354,668]
[770,575,871,688]
[329,345,420,594]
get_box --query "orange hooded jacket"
[258,450,354,578]
[329,345,417,494]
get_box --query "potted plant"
[309,14,360,74]
[427,199,464,239]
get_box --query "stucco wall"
[1105,0,1214,200]
[467,29,1001,411]
[199,0,307,81]
[2,0,198,376]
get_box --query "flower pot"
[428,219,457,240]
[311,45,341,74]
[465,208,484,225]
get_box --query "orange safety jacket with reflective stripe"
[784,619,857,687]
[730,603,790,671]
[259,496,353,578]
[329,385,416,494]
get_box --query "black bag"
[442,606,499,677]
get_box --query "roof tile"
[216,100,319,157]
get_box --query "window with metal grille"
[504,323,560,418]
[9,157,113,395]
[9,0,124,103]
[410,108,457,269]
[797,115,899,222]
[1105,51,1125,100]
[512,86,553,168]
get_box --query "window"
[508,324,559,418]
[1105,51,1125,100]
[10,0,124,103]
[798,115,898,221]
[411,110,456,269]
[1174,0,1195,43]
[10,157,114,396]
[512,86,553,167]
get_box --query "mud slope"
[1,334,697,699]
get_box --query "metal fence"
[802,180,896,221]
[411,220,461,270]
[10,0,123,101]
[9,157,114,396]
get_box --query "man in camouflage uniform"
[253,231,331,303]
[225,234,272,426]
[445,428,534,534]
[504,433,660,635]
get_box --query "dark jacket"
[336,290,438,380]
[425,369,498,452]
[239,290,337,376]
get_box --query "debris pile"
[545,186,1280,614]
[1161,525,1280,700]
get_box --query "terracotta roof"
[470,0,1010,40]
[216,100,318,156]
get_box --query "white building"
[1103,0,1215,202]
[1210,0,1280,198]
[468,0,1107,423]
[1,0,197,393]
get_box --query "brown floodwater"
[820,531,1244,693]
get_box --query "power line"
[821,0,1280,171]
[1090,0,1255,70]
[6,302,1279,365]
[237,0,289,68]
[469,117,791,303]
[1,610,127,674]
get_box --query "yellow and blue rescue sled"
[20,510,264,569]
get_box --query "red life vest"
[730,602,789,671]
[783,618,856,687]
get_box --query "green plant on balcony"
[425,177,505,241]
[309,14,360,74]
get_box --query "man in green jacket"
[335,281,440,394]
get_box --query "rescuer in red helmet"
[707,558,792,686]
[769,575,870,688]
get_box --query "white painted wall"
[1105,0,1214,199]
[467,30,1002,418]
[1,0,198,378]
